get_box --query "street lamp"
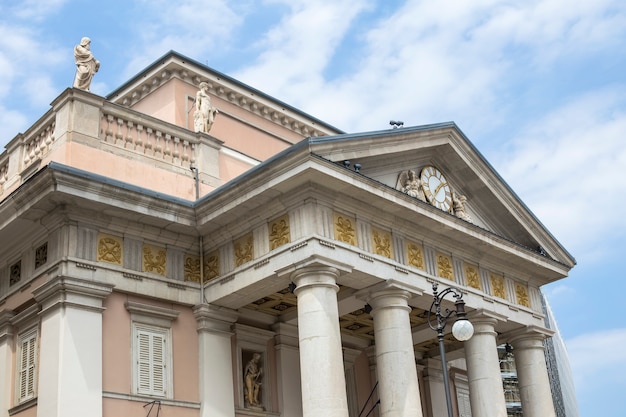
[427,282,474,417]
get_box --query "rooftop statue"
[73,37,100,91]
[194,82,219,133]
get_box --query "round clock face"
[420,165,452,212]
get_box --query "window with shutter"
[17,329,37,403]
[133,324,170,397]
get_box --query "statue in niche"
[396,170,426,202]
[452,191,472,223]
[244,353,263,409]
[194,82,219,133]
[73,37,100,91]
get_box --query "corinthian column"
[292,266,349,417]
[509,327,556,417]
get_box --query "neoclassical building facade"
[0,51,576,417]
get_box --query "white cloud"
[566,328,626,393]
[122,0,246,78]
[495,87,626,255]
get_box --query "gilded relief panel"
[269,214,290,250]
[490,273,506,299]
[333,212,357,246]
[234,233,254,267]
[97,233,123,265]
[514,282,530,307]
[184,255,200,283]
[204,250,219,281]
[371,227,393,259]
[406,241,425,270]
[143,243,166,275]
[436,252,454,281]
[464,263,481,290]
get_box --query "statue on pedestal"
[194,82,219,133]
[73,37,100,91]
[244,353,263,409]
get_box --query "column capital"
[32,276,113,315]
[503,325,554,348]
[0,311,16,343]
[193,303,238,335]
[356,279,424,305]
[291,265,340,295]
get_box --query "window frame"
[132,323,172,398]
[16,327,38,404]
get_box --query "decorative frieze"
[406,241,425,270]
[436,252,454,281]
[142,243,167,275]
[269,214,290,250]
[184,255,201,283]
[9,261,21,286]
[371,227,393,259]
[489,273,506,299]
[234,233,254,267]
[464,263,481,290]
[204,251,220,281]
[97,234,123,265]
[333,212,357,246]
[514,282,530,307]
[35,243,48,269]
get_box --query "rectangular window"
[133,324,170,397]
[17,329,38,403]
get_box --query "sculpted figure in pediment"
[396,170,426,202]
[73,37,100,91]
[194,82,219,133]
[452,191,473,223]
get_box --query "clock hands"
[433,181,448,199]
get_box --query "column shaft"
[33,277,113,417]
[368,289,423,417]
[0,312,15,417]
[510,333,556,417]
[293,266,349,417]
[464,316,507,417]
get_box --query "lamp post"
[427,282,474,417]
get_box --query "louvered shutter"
[18,332,37,402]
[457,387,472,417]
[136,327,167,396]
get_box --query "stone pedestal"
[464,312,507,417]
[194,304,239,417]
[292,266,349,417]
[509,328,556,417]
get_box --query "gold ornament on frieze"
[464,263,482,290]
[269,214,290,250]
[371,227,393,259]
[234,233,254,267]
[204,251,219,281]
[406,241,425,270]
[333,212,357,246]
[490,273,506,299]
[515,282,530,307]
[97,234,123,265]
[184,255,200,283]
[143,244,166,275]
[436,253,454,281]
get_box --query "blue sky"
[1,1,625,416]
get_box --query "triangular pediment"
[307,122,574,268]
[106,51,343,140]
